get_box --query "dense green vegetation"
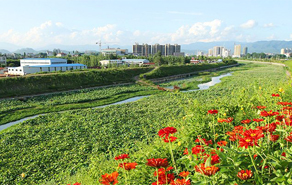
[140,60,237,79]
[0,62,290,184]
[0,67,152,98]
[283,60,292,74]
[0,85,160,125]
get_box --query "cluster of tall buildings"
[280,48,292,57]
[133,43,184,57]
[206,45,248,58]
[207,46,231,58]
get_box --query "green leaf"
[205,155,211,167]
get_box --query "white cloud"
[0,19,270,48]
[168,19,224,43]
[240,20,257,29]
[263,23,275,28]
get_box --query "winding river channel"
[0,72,232,131]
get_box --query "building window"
[54,67,56,71]
[40,67,42,72]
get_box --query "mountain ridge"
[0,40,291,55]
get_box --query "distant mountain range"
[0,40,291,55]
[181,40,292,54]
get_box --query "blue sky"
[1,0,291,48]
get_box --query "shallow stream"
[0,73,231,131]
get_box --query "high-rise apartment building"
[197,51,204,56]
[134,43,182,56]
[142,44,151,57]
[152,44,165,56]
[243,47,248,55]
[213,46,221,57]
[133,43,143,56]
[233,45,241,58]
[221,48,231,58]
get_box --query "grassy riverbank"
[0,62,290,184]
[140,60,237,79]
[0,67,153,98]
[0,85,161,126]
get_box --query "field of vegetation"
[0,84,160,126]
[140,60,237,80]
[1,62,291,184]
[0,67,153,98]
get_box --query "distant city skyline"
[1,0,292,48]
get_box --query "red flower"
[226,126,246,141]
[276,115,285,121]
[217,140,227,146]
[195,138,213,145]
[282,152,286,157]
[239,137,258,149]
[256,106,266,109]
[158,127,177,138]
[204,154,220,165]
[211,155,220,165]
[67,183,81,185]
[272,94,280,97]
[284,135,292,142]
[207,109,218,114]
[191,145,205,155]
[253,154,258,159]
[253,118,264,122]
[163,136,177,143]
[269,134,279,142]
[153,168,175,185]
[260,110,279,117]
[146,158,168,168]
[241,119,251,124]
[114,154,129,160]
[217,118,226,123]
[170,179,191,185]
[100,171,119,185]
[269,135,279,142]
[194,163,219,176]
[179,171,190,177]
[119,162,138,170]
[243,129,264,140]
[278,102,292,106]
[237,169,253,180]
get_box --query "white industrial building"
[99,59,149,66]
[7,58,87,76]
[101,48,128,56]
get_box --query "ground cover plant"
[157,64,244,90]
[0,67,153,98]
[0,62,290,184]
[140,60,237,80]
[63,63,292,184]
[0,84,160,125]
